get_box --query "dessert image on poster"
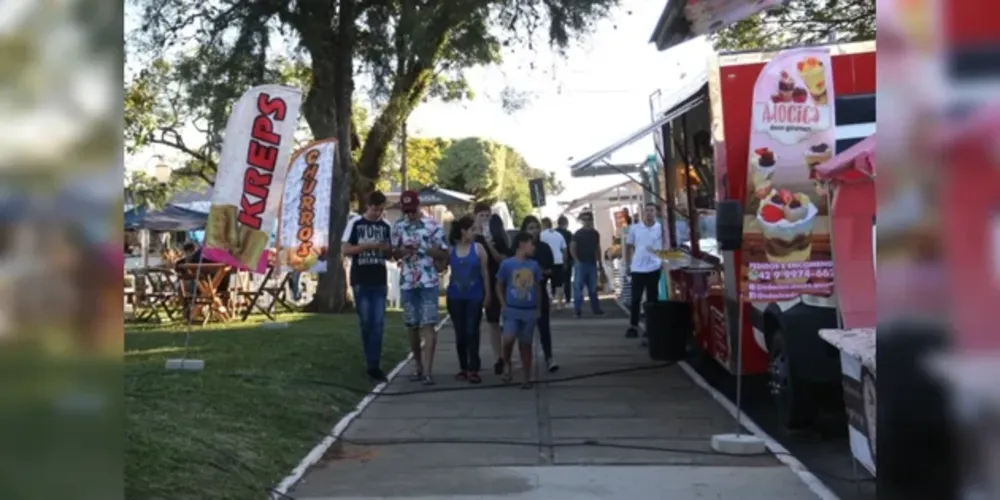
[743,47,836,302]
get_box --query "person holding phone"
[342,191,393,381]
[392,191,448,385]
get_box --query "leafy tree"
[380,137,451,192]
[124,169,208,210]
[436,138,551,222]
[713,0,875,50]
[125,55,344,184]
[500,147,535,222]
[129,0,620,312]
[436,138,507,200]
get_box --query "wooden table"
[176,263,232,324]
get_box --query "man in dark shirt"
[341,191,393,382]
[569,211,605,317]
[521,216,559,372]
[555,216,573,306]
[473,202,510,375]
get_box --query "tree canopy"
[434,137,561,222]
[127,0,620,311]
[713,0,875,50]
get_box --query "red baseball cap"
[400,190,420,211]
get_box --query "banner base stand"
[710,433,767,455]
[261,322,289,329]
[165,359,205,371]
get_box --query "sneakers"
[546,358,560,373]
[625,327,639,339]
[367,368,389,383]
[574,310,582,319]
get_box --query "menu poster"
[742,47,837,302]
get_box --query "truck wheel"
[769,329,817,429]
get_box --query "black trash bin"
[643,300,691,362]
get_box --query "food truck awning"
[568,80,707,174]
[816,134,876,181]
[649,0,785,52]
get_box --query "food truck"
[567,1,875,429]
[647,41,876,429]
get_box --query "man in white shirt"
[624,203,664,338]
[540,218,568,309]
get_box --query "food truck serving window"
[835,93,876,152]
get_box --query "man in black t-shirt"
[341,191,392,382]
[472,202,509,375]
[570,211,605,317]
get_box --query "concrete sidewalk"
[289,300,821,499]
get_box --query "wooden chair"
[129,269,177,323]
[239,266,294,321]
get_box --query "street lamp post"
[137,160,172,268]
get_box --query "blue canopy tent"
[124,204,208,232]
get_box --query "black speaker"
[715,200,744,251]
[644,300,691,362]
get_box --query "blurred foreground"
[0,0,121,497]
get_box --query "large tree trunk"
[301,5,356,313]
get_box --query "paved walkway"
[290,300,820,499]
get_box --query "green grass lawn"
[125,313,411,500]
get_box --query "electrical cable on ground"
[124,361,680,399]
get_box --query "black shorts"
[549,266,564,290]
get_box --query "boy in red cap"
[392,190,449,385]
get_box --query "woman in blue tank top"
[446,215,491,383]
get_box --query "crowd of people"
[344,189,665,388]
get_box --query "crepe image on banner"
[235,225,271,268]
[205,204,240,251]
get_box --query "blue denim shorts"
[501,307,536,344]
[401,286,440,328]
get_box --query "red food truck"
[646,38,876,426]
[567,2,876,428]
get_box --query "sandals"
[468,373,482,384]
[454,372,469,382]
